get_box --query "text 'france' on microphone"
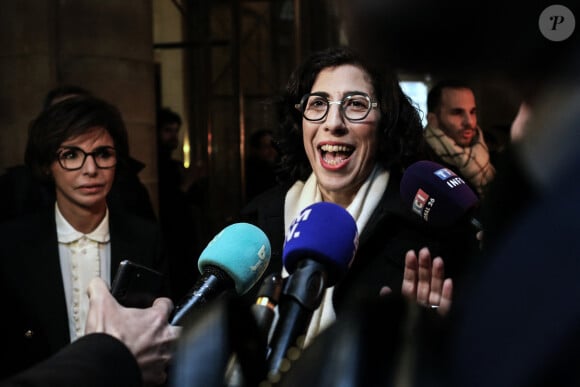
[170,222,271,326]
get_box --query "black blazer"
[240,168,479,315]
[0,207,166,379]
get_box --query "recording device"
[110,260,165,308]
[266,202,358,381]
[400,160,482,230]
[223,273,284,387]
[251,272,283,342]
[170,222,271,326]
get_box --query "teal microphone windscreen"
[198,222,271,295]
[282,202,358,286]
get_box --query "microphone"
[251,272,283,343]
[400,160,482,230]
[224,273,283,387]
[170,222,271,326]
[266,202,358,382]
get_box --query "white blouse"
[55,203,111,342]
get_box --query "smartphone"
[110,260,165,308]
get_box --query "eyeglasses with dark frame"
[56,146,117,171]
[294,92,378,122]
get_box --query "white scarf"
[283,164,390,346]
[424,125,495,196]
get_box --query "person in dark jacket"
[240,46,478,346]
[0,96,169,381]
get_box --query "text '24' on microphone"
[400,160,482,230]
[170,222,271,326]
[266,202,358,382]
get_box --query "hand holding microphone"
[170,222,271,326]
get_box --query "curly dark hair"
[25,95,130,183]
[275,46,424,184]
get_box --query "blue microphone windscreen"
[400,160,479,227]
[198,223,271,295]
[283,202,358,285]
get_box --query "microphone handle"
[251,299,276,340]
[251,273,283,341]
[266,298,313,380]
[170,272,230,325]
[266,259,327,380]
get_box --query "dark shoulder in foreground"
[0,333,141,387]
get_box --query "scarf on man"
[424,125,496,196]
[283,164,390,346]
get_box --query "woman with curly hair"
[241,46,478,343]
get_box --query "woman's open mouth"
[319,144,354,167]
